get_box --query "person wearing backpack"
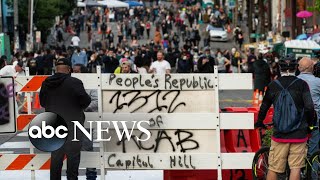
[298,57,320,159]
[255,55,316,180]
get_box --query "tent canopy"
[77,1,86,7]
[98,0,129,8]
[125,1,143,7]
[284,40,320,50]
[87,1,107,7]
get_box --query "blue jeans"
[308,120,319,179]
[308,120,320,156]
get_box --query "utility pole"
[277,0,282,33]
[26,0,34,51]
[14,0,20,52]
[259,0,265,38]
[234,0,238,26]
[30,0,34,51]
[248,0,253,43]
[267,0,271,31]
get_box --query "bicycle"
[252,124,319,180]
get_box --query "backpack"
[273,79,304,133]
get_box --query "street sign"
[36,31,41,43]
[250,33,261,38]
[0,77,16,134]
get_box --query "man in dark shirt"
[43,49,55,75]
[103,49,119,73]
[197,47,215,73]
[40,58,91,180]
[255,55,315,180]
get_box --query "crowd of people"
[1,2,240,77]
[2,1,320,179]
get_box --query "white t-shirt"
[71,36,80,46]
[150,60,171,75]
[0,65,25,77]
[137,67,148,74]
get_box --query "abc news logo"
[28,112,151,152]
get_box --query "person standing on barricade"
[40,58,91,180]
[255,55,316,180]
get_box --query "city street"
[0,1,254,179]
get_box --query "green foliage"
[262,129,273,147]
[308,0,320,12]
[6,0,76,43]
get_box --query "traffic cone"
[33,93,41,109]
[252,89,259,107]
[227,25,231,33]
[21,97,28,114]
[258,91,263,106]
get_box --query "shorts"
[268,140,307,173]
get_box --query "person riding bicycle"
[255,54,316,180]
[298,57,320,158]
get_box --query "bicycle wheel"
[252,147,270,180]
[307,150,320,180]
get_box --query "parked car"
[206,24,228,42]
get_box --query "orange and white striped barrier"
[17,115,37,131]
[15,76,48,92]
[0,152,100,170]
[0,154,52,170]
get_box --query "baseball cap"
[56,58,71,67]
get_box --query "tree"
[7,0,76,44]
[308,0,320,12]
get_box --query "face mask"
[275,58,279,63]
[218,54,221,58]
[91,57,95,60]
[183,56,187,60]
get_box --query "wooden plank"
[0,152,254,170]
[221,153,255,169]
[101,113,218,129]
[101,153,254,170]
[101,74,215,91]
[218,73,253,90]
[15,74,99,91]
[86,113,254,130]
[71,73,99,89]
[102,130,216,154]
[220,113,254,129]
[102,91,215,113]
